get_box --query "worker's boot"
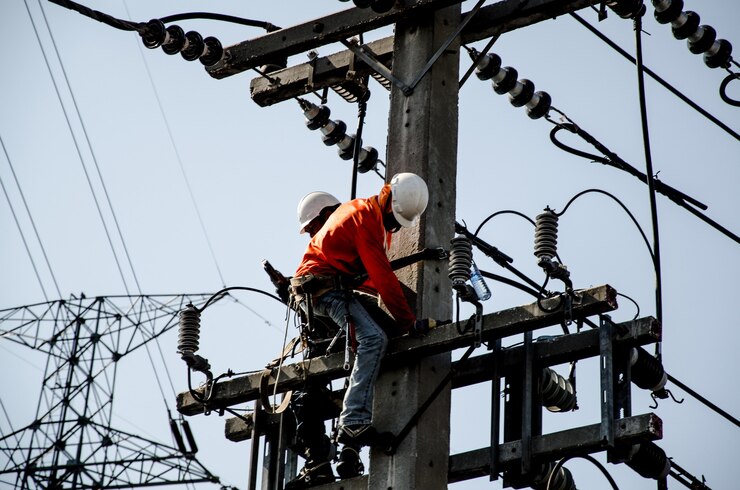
[337,424,394,451]
[284,460,335,489]
[335,445,364,479]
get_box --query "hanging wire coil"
[178,303,201,357]
[448,236,473,289]
[534,207,559,262]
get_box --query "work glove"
[410,318,437,337]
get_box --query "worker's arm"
[355,223,416,333]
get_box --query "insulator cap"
[534,207,558,261]
[475,53,502,81]
[357,146,379,173]
[181,31,205,61]
[371,0,396,13]
[509,79,535,107]
[321,120,347,146]
[161,25,185,55]
[200,37,224,66]
[704,38,732,68]
[653,0,683,24]
[688,25,716,54]
[305,105,331,130]
[541,368,577,412]
[337,134,357,160]
[671,11,699,40]
[448,236,473,288]
[178,304,201,355]
[607,0,645,19]
[492,67,518,94]
[630,346,667,391]
[627,442,671,480]
[526,91,552,119]
[142,19,166,49]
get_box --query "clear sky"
[1,1,738,489]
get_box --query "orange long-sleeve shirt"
[295,185,416,332]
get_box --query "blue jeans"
[313,290,388,427]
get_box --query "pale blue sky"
[1,1,738,489]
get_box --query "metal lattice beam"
[0,294,222,489]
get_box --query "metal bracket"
[599,315,615,448]
[341,38,412,95]
[406,0,486,93]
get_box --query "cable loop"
[549,126,610,164]
[719,73,740,107]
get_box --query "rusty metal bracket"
[341,38,411,95]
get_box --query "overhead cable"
[667,373,740,428]
[121,2,227,289]
[0,138,53,302]
[25,0,133,295]
[570,12,739,141]
[633,11,664,353]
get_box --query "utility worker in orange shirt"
[291,172,433,480]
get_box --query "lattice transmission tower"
[0,293,225,489]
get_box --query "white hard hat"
[297,191,341,234]
[389,172,429,228]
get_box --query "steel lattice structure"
[0,294,224,489]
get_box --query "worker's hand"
[410,318,436,337]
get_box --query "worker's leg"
[314,291,388,428]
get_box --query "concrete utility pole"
[175,1,674,489]
[370,5,460,488]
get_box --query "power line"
[0,134,61,300]
[36,0,144,295]
[633,13,663,358]
[123,0,226,288]
[667,373,740,428]
[23,0,133,296]
[570,11,739,142]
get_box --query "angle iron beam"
[448,413,663,483]
[224,312,653,443]
[452,316,660,388]
[206,0,461,79]
[250,0,593,105]
[177,284,616,416]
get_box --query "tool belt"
[290,273,355,301]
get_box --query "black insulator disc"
[371,0,395,13]
[200,37,224,66]
[305,105,331,130]
[181,31,205,61]
[527,91,552,119]
[492,67,518,94]
[654,0,683,24]
[509,79,535,107]
[688,25,716,54]
[162,25,185,55]
[353,0,372,7]
[704,38,733,68]
[142,19,166,49]
[671,11,699,40]
[608,0,645,19]
[357,146,379,173]
[475,53,502,81]
[337,135,356,160]
[321,120,347,146]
